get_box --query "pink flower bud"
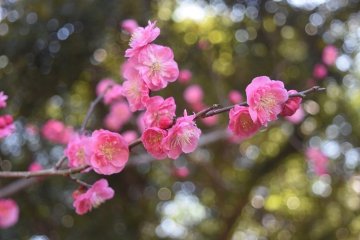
[280,90,302,116]
[0,114,15,139]
[121,19,138,34]
[143,96,176,129]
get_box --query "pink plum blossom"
[313,63,327,79]
[228,90,243,104]
[103,84,123,105]
[96,78,115,96]
[281,90,302,116]
[228,106,261,140]
[173,166,189,178]
[306,147,329,176]
[142,127,168,159]
[178,69,192,84]
[122,77,149,112]
[28,162,43,172]
[125,21,160,58]
[121,19,138,34]
[0,91,8,109]
[41,119,73,145]
[143,96,176,129]
[246,76,288,126]
[0,114,15,139]
[322,45,338,66]
[162,111,201,159]
[137,44,179,91]
[184,84,204,105]
[285,106,305,124]
[65,135,92,168]
[73,179,114,215]
[104,101,132,131]
[90,129,129,175]
[122,130,138,143]
[201,114,219,126]
[0,199,19,229]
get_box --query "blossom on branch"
[281,90,302,117]
[142,127,168,159]
[73,179,114,215]
[65,135,92,168]
[228,106,261,140]
[143,96,176,129]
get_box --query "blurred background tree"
[1,0,360,239]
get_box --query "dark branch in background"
[0,86,325,197]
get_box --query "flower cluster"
[41,119,73,144]
[228,76,302,140]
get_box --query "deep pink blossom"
[104,101,132,131]
[178,69,192,84]
[184,85,204,105]
[0,91,8,109]
[313,63,327,79]
[125,21,160,57]
[306,147,328,176]
[73,179,114,215]
[28,162,43,172]
[0,114,15,139]
[228,106,261,139]
[322,45,338,66]
[122,77,149,112]
[0,199,19,229]
[162,111,201,159]
[137,44,179,91]
[281,90,302,116]
[121,19,138,34]
[285,106,305,124]
[143,96,176,129]
[246,76,288,126]
[65,135,92,168]
[142,127,168,159]
[228,90,243,104]
[90,129,129,175]
[41,119,73,145]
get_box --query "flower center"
[100,142,116,160]
[76,148,86,164]
[259,94,276,110]
[239,114,253,131]
[150,62,161,75]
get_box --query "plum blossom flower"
[65,135,92,168]
[0,92,8,109]
[0,199,19,229]
[96,78,115,96]
[104,101,132,131]
[162,111,201,159]
[73,179,114,215]
[90,129,129,175]
[173,166,189,178]
[125,21,160,57]
[184,84,204,105]
[121,19,138,34]
[285,106,305,124]
[178,69,192,84]
[228,90,243,104]
[122,76,149,112]
[143,96,176,129]
[313,63,327,79]
[142,127,168,159]
[281,90,302,116]
[306,147,329,176]
[246,76,288,126]
[41,119,73,144]
[0,114,15,139]
[322,45,338,66]
[137,44,179,91]
[228,106,261,140]
[28,162,43,172]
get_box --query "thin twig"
[0,165,89,178]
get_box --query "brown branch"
[0,165,89,178]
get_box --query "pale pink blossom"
[178,69,192,84]
[104,101,132,131]
[142,127,168,159]
[125,21,160,58]
[122,130,138,143]
[184,85,203,105]
[41,119,73,144]
[144,96,176,129]
[96,78,115,96]
[65,135,92,168]
[104,84,123,105]
[246,76,288,126]
[322,45,338,66]
[90,129,129,175]
[228,106,261,139]
[121,19,138,34]
[0,91,8,109]
[313,63,327,79]
[306,147,328,176]
[73,179,114,215]
[0,199,19,229]
[162,111,201,159]
[281,90,302,116]
[0,114,15,139]
[285,106,305,124]
[228,90,243,104]
[173,166,189,178]
[137,44,179,91]
[122,77,149,112]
